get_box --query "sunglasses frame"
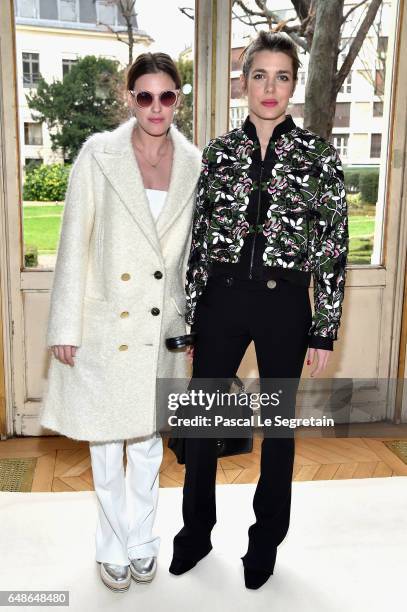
[129,89,181,108]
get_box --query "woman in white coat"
[40,52,201,591]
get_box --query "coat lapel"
[155,126,200,239]
[92,116,201,259]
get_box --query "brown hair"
[126,52,182,91]
[240,31,301,83]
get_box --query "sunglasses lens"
[160,91,177,106]
[136,91,153,107]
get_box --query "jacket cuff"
[308,335,334,351]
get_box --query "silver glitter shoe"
[100,563,131,592]
[129,556,157,583]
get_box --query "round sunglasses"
[129,89,180,108]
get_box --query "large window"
[17,0,194,269]
[229,0,397,266]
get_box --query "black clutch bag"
[167,377,253,465]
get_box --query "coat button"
[151,307,160,316]
[120,311,129,318]
[119,344,128,351]
[154,271,163,279]
[121,273,131,281]
[267,279,277,289]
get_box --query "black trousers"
[172,274,312,572]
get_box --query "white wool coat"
[40,116,202,442]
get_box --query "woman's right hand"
[51,345,77,366]
[186,345,194,362]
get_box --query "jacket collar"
[241,113,297,143]
[92,116,201,260]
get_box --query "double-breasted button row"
[151,307,160,316]
[122,271,163,282]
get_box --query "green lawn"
[23,205,64,254]
[23,204,375,264]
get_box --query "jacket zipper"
[306,212,309,260]
[249,164,263,279]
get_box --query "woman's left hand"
[307,348,331,377]
[185,345,194,362]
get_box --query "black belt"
[208,262,311,287]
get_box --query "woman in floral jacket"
[169,31,349,589]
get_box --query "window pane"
[39,0,58,20]
[62,58,78,77]
[230,0,399,266]
[370,133,382,158]
[16,0,194,269]
[24,122,43,145]
[335,102,351,128]
[18,0,37,18]
[59,0,77,22]
[97,0,116,25]
[373,101,383,116]
[79,0,96,23]
[22,52,40,87]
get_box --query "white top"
[146,189,167,222]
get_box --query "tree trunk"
[303,0,344,140]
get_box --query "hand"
[185,345,194,362]
[51,345,77,367]
[306,348,330,377]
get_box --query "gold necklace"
[133,136,170,168]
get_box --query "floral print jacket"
[185,114,349,351]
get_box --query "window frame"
[22,51,40,88]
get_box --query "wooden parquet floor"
[1,432,407,492]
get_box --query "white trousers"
[89,434,163,565]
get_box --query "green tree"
[174,58,193,141]
[26,56,129,161]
